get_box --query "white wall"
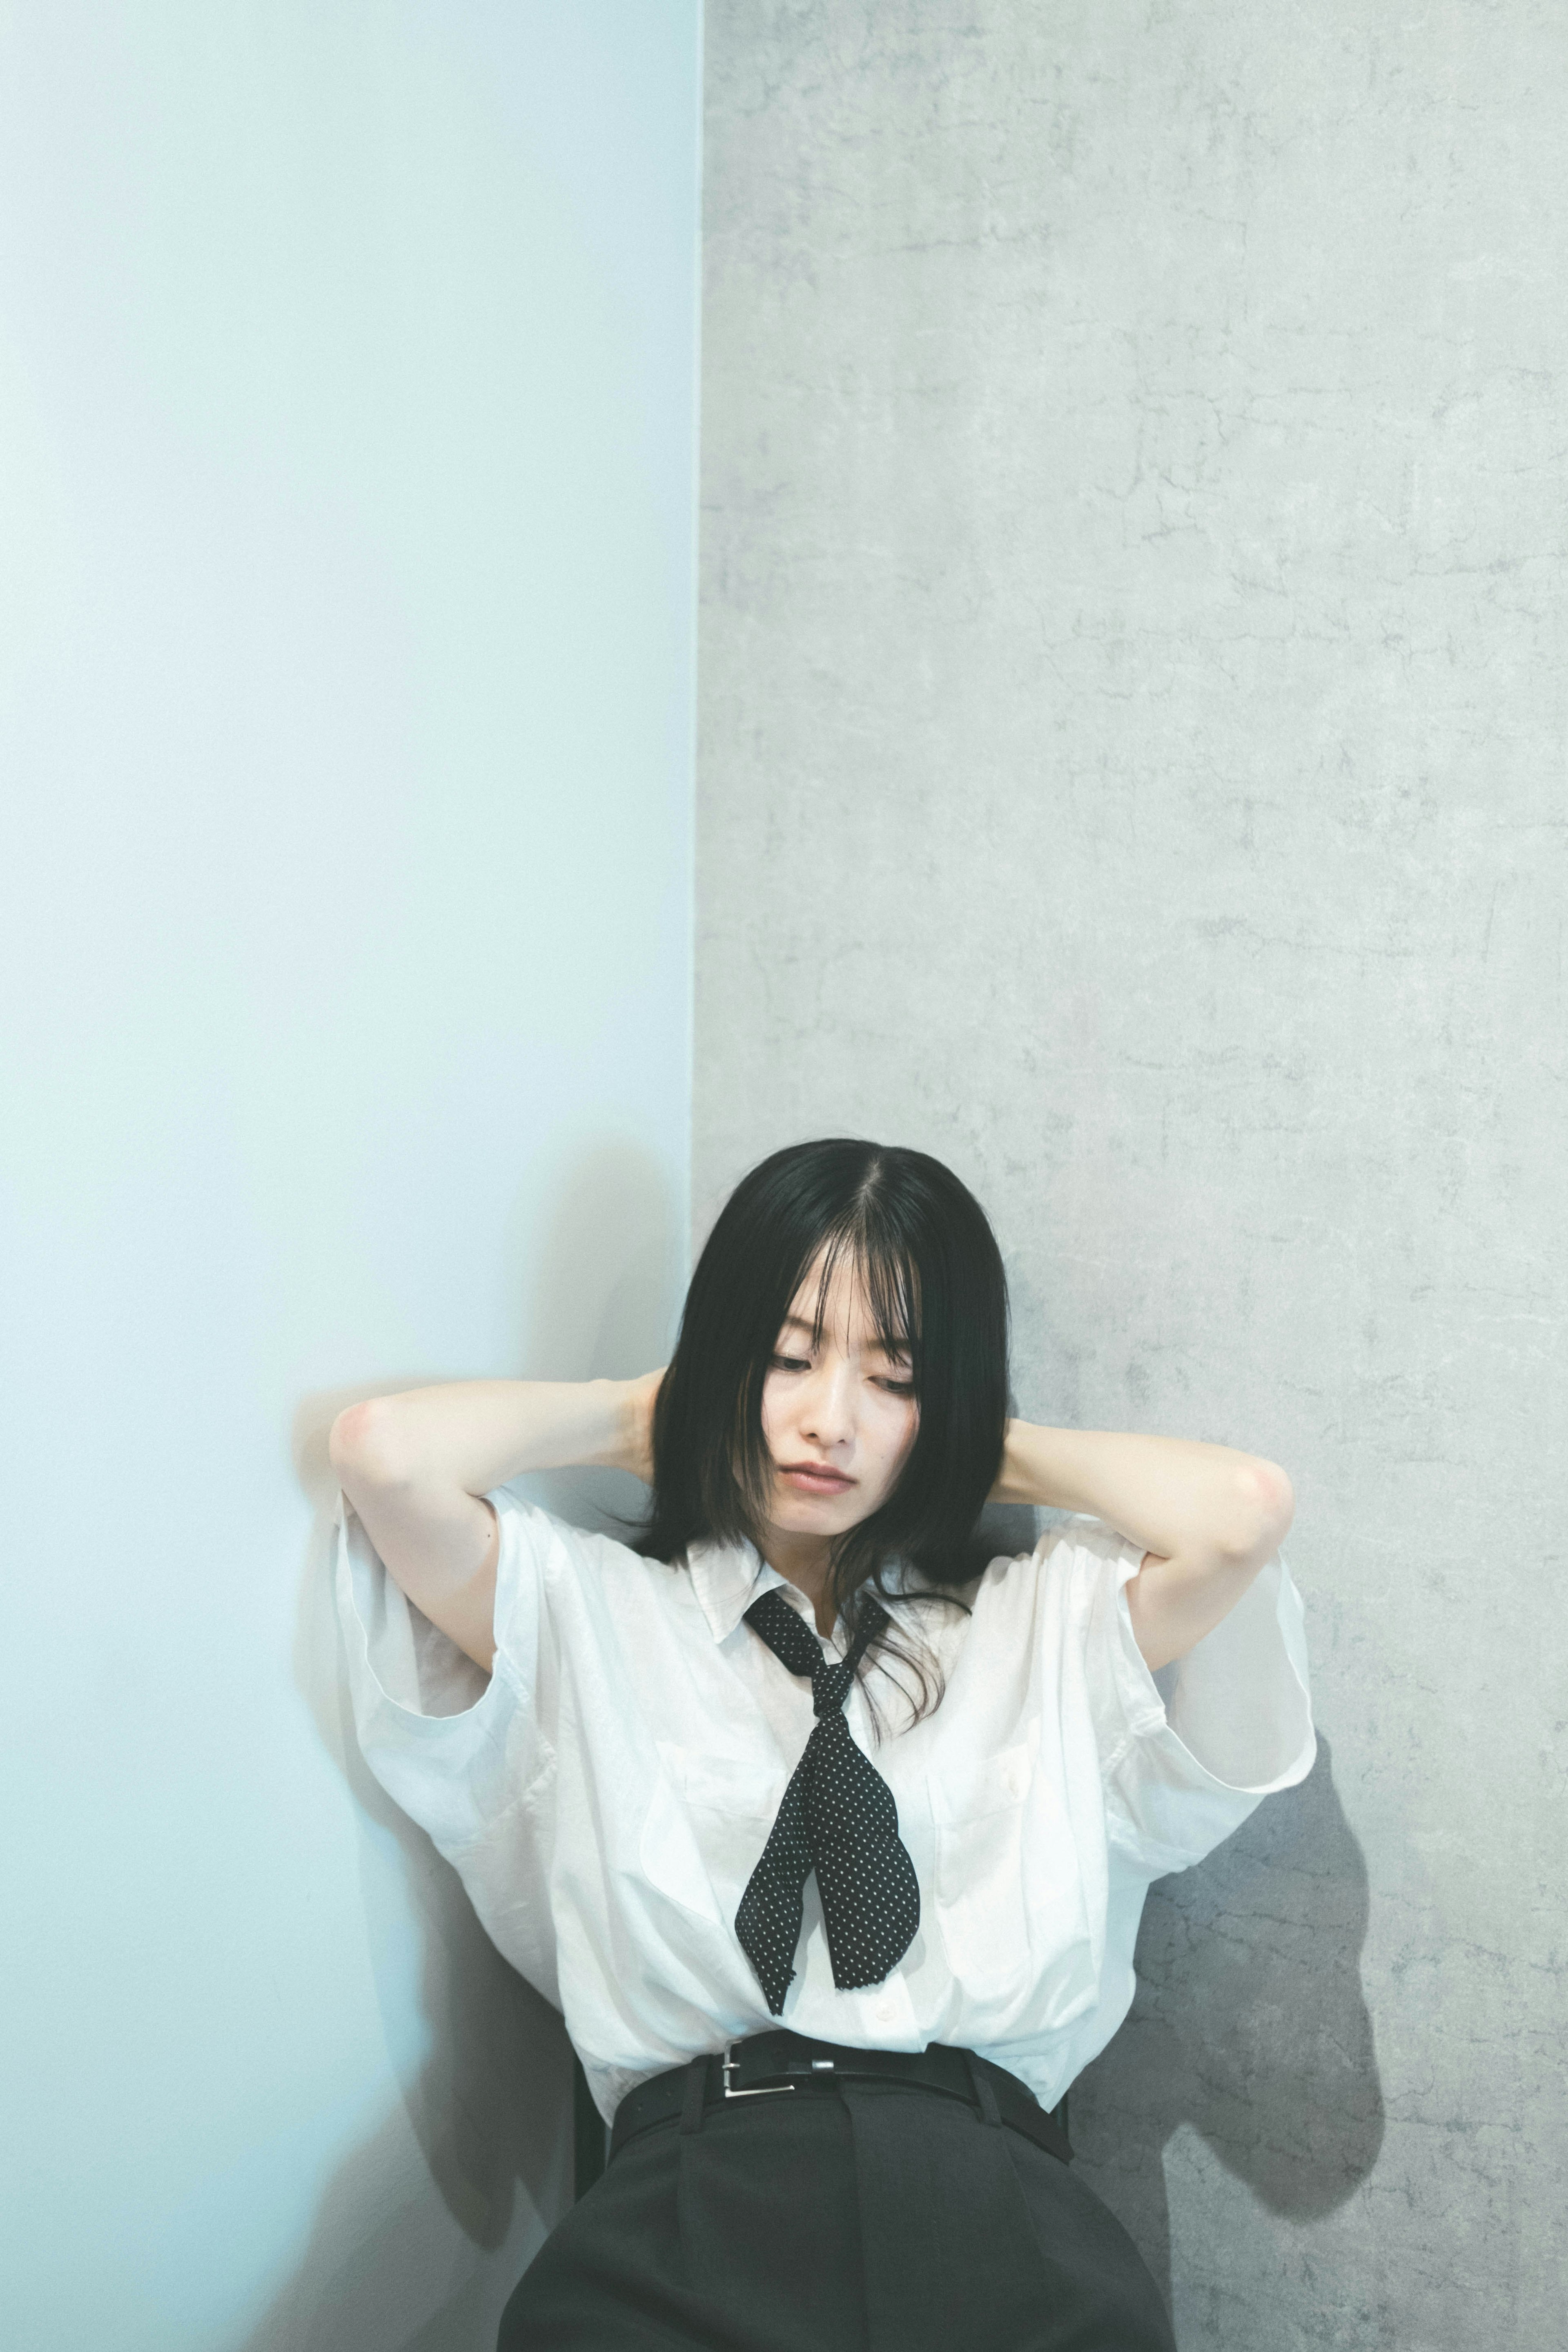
[0,7,699,2348]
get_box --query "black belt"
[608,2030,1072,2168]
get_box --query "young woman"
[330,1138,1313,2350]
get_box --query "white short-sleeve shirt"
[334,1493,1314,2123]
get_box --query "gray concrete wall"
[695,5,1566,2345]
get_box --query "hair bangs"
[808,1216,920,1375]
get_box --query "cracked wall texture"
[694,5,1566,2346]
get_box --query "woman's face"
[758,1250,920,1541]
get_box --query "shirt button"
[873,1996,898,2025]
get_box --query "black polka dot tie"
[735,1587,920,2014]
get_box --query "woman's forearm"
[330,1376,649,1501]
[993,1421,1293,1570]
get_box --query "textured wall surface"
[696,5,1566,2345]
[0,7,697,2347]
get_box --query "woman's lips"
[779,1463,856,1496]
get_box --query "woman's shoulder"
[917,1515,1145,1641]
[490,1484,646,1550]
[940,1511,1134,1582]
[1026,1513,1151,1590]
[490,1486,694,1596]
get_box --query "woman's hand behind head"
[621,1367,667,1483]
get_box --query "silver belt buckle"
[721,2040,797,2100]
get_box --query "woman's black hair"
[636,1138,1010,1727]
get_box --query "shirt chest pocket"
[638,1743,786,1927]
[928,1744,1037,2000]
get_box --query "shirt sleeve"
[1049,1513,1316,1878]
[332,1486,556,1861]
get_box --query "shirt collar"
[685,1537,791,1643]
[683,1540,915,1647]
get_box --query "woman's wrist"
[581,1375,656,1478]
[992,1420,1072,1510]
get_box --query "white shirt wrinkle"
[334,1493,1314,2124]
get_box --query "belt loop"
[964,2051,1002,2128]
[679,2054,708,2136]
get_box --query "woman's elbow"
[1221,1458,1295,1566]
[329,1396,408,1492]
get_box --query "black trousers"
[498,2078,1176,2351]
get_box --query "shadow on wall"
[236,1140,680,2352]
[1069,1736,1384,2305]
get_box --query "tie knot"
[811,1657,855,1717]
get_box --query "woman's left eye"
[875,1376,915,1395]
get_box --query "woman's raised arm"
[993,1422,1294,1671]
[328,1373,661,1672]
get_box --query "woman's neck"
[760,1527,837,1636]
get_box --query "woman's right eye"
[771,1352,811,1372]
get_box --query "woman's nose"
[799,1363,855,1446]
